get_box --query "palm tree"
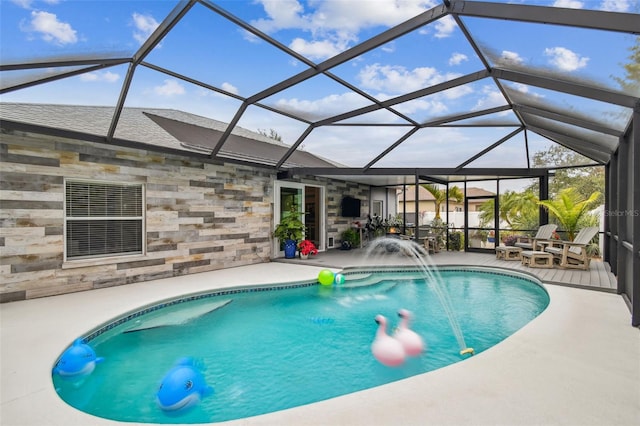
[537,188,602,241]
[479,190,539,230]
[421,184,463,219]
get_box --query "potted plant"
[340,228,360,250]
[273,205,306,259]
[468,230,487,248]
[447,231,463,251]
[298,240,318,259]
[385,214,403,234]
[502,234,519,246]
[365,214,386,238]
[429,218,447,252]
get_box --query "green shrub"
[448,231,463,251]
[341,228,360,248]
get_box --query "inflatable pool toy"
[53,338,104,378]
[334,273,345,285]
[156,358,213,413]
[394,309,425,357]
[318,269,335,286]
[371,314,405,367]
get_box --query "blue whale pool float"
[156,357,213,414]
[53,338,104,378]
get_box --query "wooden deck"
[277,248,618,293]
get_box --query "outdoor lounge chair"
[514,224,557,251]
[543,226,599,270]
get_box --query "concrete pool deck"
[1,261,639,426]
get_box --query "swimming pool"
[52,266,549,424]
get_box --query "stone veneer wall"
[0,130,276,302]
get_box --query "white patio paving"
[1,257,638,426]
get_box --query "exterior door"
[465,195,497,253]
[274,182,324,256]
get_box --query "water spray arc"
[363,237,474,357]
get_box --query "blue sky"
[0,0,637,174]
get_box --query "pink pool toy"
[371,314,406,367]
[394,309,425,357]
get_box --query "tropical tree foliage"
[479,190,539,231]
[613,35,640,95]
[537,188,602,241]
[527,145,604,203]
[421,184,463,220]
[258,128,283,142]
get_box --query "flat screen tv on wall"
[341,196,361,218]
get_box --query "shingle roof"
[0,102,339,168]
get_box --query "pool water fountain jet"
[362,237,474,357]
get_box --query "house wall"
[370,187,395,219]
[1,130,375,302]
[1,130,276,302]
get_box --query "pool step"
[124,299,232,333]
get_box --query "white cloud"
[23,10,77,45]
[357,63,446,94]
[544,47,589,71]
[381,41,395,53]
[439,84,474,100]
[79,71,120,83]
[254,0,436,33]
[12,0,34,8]
[499,50,524,65]
[289,37,346,60]
[153,79,185,96]
[252,0,437,60]
[599,0,632,12]
[553,0,632,12]
[132,12,159,44]
[220,82,239,95]
[552,0,583,8]
[251,0,307,33]
[449,53,468,66]
[509,82,545,101]
[434,15,457,38]
[11,0,58,8]
[394,98,448,116]
[511,83,531,94]
[273,91,371,120]
[353,63,474,119]
[471,86,507,111]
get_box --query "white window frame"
[372,200,383,217]
[64,179,146,262]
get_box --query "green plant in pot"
[273,205,306,259]
[340,228,360,250]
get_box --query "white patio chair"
[544,226,599,270]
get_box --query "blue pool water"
[52,267,549,424]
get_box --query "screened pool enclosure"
[1,1,638,325]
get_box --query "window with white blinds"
[65,180,144,260]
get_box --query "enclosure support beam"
[449,1,640,34]
[615,118,629,315]
[604,161,614,273]
[539,173,549,226]
[631,106,639,327]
